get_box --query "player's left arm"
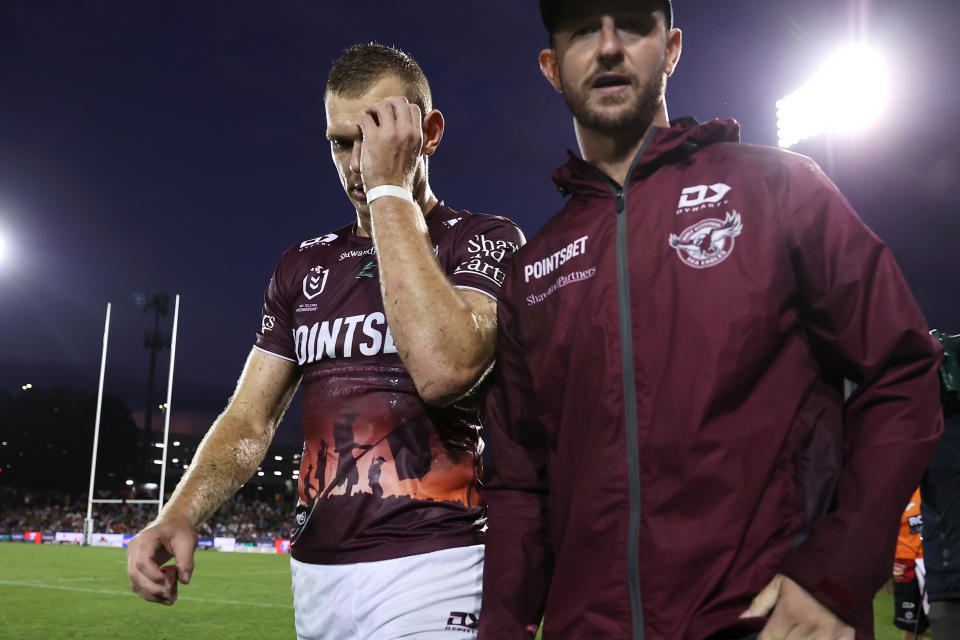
[357,95,503,406]
[746,158,943,634]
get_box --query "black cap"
[539,0,673,33]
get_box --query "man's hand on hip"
[126,513,197,605]
[741,573,855,640]
[356,96,423,192]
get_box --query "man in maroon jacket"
[479,1,943,639]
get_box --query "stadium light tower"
[777,45,890,149]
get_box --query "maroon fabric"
[255,202,523,564]
[479,119,943,639]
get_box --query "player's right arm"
[126,348,300,605]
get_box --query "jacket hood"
[552,117,741,197]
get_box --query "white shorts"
[290,545,483,640]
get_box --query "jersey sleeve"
[254,252,298,363]
[448,215,525,300]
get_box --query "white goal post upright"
[83,302,111,546]
[83,294,182,545]
[158,294,181,512]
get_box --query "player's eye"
[570,22,600,40]
[617,19,654,36]
[330,138,352,152]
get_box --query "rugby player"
[479,1,943,639]
[127,43,523,639]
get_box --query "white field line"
[0,580,292,609]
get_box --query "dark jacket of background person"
[480,118,944,639]
[923,414,960,602]
[922,332,960,602]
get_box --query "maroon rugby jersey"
[255,201,523,564]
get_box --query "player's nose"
[349,141,362,175]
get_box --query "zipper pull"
[616,190,625,214]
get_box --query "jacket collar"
[551,117,741,197]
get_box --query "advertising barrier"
[213,536,236,552]
[56,531,84,544]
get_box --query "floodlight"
[144,482,158,490]
[274,455,283,461]
[153,459,162,465]
[274,471,282,476]
[777,45,889,149]
[125,479,134,486]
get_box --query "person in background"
[921,330,960,639]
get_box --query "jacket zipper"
[593,128,657,640]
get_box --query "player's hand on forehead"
[364,95,422,128]
[356,95,423,192]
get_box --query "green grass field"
[0,543,908,639]
[0,543,294,639]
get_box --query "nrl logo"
[668,211,743,269]
[303,265,329,300]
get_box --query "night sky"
[1,1,958,446]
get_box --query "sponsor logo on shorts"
[299,234,338,250]
[523,235,588,283]
[303,266,329,300]
[261,315,276,333]
[445,611,479,633]
[676,183,732,213]
[668,211,743,269]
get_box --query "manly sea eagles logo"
[668,211,743,269]
[303,265,329,300]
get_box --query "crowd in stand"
[0,487,293,542]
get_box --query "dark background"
[1,0,958,451]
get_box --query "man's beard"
[561,60,666,134]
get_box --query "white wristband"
[366,185,414,204]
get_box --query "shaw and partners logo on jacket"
[292,311,398,365]
[669,211,743,269]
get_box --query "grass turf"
[0,543,909,639]
[0,543,294,639]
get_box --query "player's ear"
[421,108,444,156]
[540,48,562,92]
[665,28,682,76]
